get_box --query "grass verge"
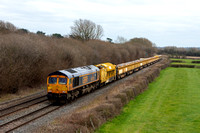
[96,67,200,133]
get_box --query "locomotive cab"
[47,75,69,102]
[47,65,100,103]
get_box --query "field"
[96,67,200,133]
[171,58,200,66]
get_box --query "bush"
[0,33,155,94]
[171,60,185,63]
[192,61,200,64]
[170,64,195,68]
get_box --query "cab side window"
[73,77,79,87]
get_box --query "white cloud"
[0,0,200,47]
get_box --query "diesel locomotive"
[47,55,161,103]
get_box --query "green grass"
[96,68,200,133]
[171,58,200,66]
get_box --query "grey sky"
[0,0,200,47]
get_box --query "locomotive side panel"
[71,71,99,90]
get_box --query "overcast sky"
[0,0,200,47]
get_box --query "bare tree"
[0,20,16,31]
[70,19,103,41]
[115,36,127,44]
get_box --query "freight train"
[47,55,161,103]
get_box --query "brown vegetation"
[192,61,200,63]
[38,56,170,133]
[158,46,200,57]
[186,56,200,60]
[170,64,200,68]
[171,60,185,63]
[0,27,155,94]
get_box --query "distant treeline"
[158,46,200,57]
[0,20,156,94]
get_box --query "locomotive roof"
[95,63,116,71]
[48,65,99,78]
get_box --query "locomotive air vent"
[66,69,77,73]
[81,66,92,70]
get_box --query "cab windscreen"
[48,77,57,84]
[59,78,67,84]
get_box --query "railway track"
[0,90,46,110]
[0,102,62,133]
[0,95,48,118]
[0,93,55,133]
